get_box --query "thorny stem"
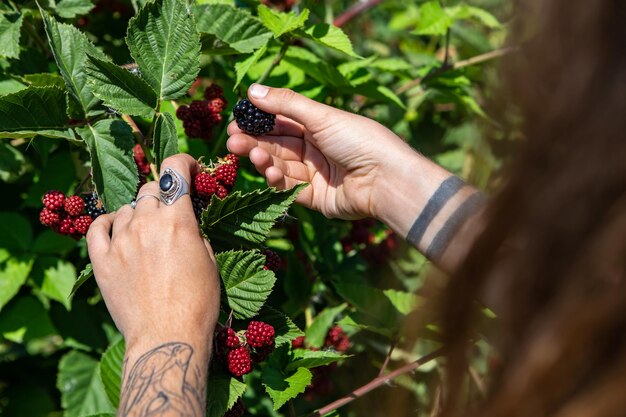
[396,46,519,95]
[310,347,445,417]
[122,114,158,178]
[257,41,291,85]
[333,0,384,28]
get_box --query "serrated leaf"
[234,44,267,89]
[194,4,272,54]
[55,0,95,18]
[86,56,158,118]
[126,0,200,100]
[305,303,346,348]
[57,350,115,417]
[76,119,138,212]
[39,258,76,310]
[40,8,109,118]
[383,289,422,315]
[153,112,178,172]
[23,73,67,89]
[0,295,58,346]
[300,23,358,58]
[448,4,500,29]
[283,47,348,87]
[415,1,452,36]
[206,367,247,417]
[262,365,312,410]
[216,250,276,319]
[258,5,309,38]
[286,349,348,372]
[201,184,305,246]
[0,255,34,312]
[69,263,93,300]
[0,86,76,140]
[256,306,303,346]
[0,12,23,59]
[99,338,124,408]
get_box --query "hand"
[227,84,420,220]
[86,154,220,352]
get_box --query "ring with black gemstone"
[159,168,189,205]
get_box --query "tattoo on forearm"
[425,191,488,260]
[119,342,205,417]
[407,176,465,246]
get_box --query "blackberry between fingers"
[233,99,276,136]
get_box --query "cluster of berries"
[262,249,282,272]
[233,99,276,136]
[292,325,351,399]
[341,219,399,265]
[261,0,297,11]
[215,321,276,378]
[133,144,151,185]
[39,191,105,239]
[191,154,240,219]
[176,84,227,140]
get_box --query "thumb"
[248,84,332,128]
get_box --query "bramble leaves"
[194,4,272,54]
[201,184,306,246]
[69,263,93,300]
[153,112,179,172]
[301,23,359,58]
[305,303,347,348]
[76,120,138,212]
[256,306,303,347]
[234,44,267,88]
[86,56,158,119]
[99,338,125,409]
[258,5,309,38]
[126,0,201,100]
[54,0,95,19]
[286,349,349,372]
[0,254,34,312]
[216,250,276,319]
[206,367,247,417]
[415,1,500,36]
[0,11,24,59]
[262,346,312,410]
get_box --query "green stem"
[208,117,231,160]
[257,41,290,85]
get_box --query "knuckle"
[278,88,297,104]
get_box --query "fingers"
[133,181,160,214]
[249,147,310,182]
[264,166,313,207]
[247,84,332,128]
[112,204,134,236]
[227,133,304,162]
[227,115,304,138]
[86,212,117,255]
[159,154,200,218]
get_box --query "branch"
[257,41,290,85]
[377,337,398,377]
[333,0,384,28]
[310,347,445,417]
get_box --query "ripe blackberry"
[73,215,93,236]
[43,190,65,211]
[56,215,76,236]
[224,399,245,417]
[84,192,106,220]
[233,99,275,136]
[216,185,228,199]
[262,249,281,272]
[223,154,240,170]
[226,347,252,377]
[40,208,60,227]
[245,321,275,348]
[204,84,224,101]
[192,195,209,219]
[215,164,237,187]
[325,326,350,352]
[64,196,85,216]
[193,172,217,198]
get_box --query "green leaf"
[258,5,309,38]
[69,263,93,299]
[300,23,358,57]
[76,119,138,212]
[57,350,115,417]
[0,12,24,59]
[32,230,77,255]
[305,304,347,348]
[201,184,306,246]
[286,349,348,372]
[256,306,303,346]
[0,255,34,312]
[153,112,179,172]
[216,250,276,319]
[415,1,452,36]
[40,8,109,118]
[55,0,95,18]
[0,86,76,140]
[39,258,76,310]
[333,281,400,329]
[383,289,422,315]
[23,72,67,89]
[126,0,201,100]
[283,47,348,87]
[206,367,247,417]
[262,362,312,410]
[0,295,58,346]
[193,4,272,54]
[99,338,125,408]
[447,4,500,29]
[234,44,267,89]
[86,55,158,118]
[0,212,33,252]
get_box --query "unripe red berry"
[40,208,60,227]
[216,185,228,199]
[227,347,252,377]
[204,84,224,101]
[43,190,65,211]
[262,249,281,272]
[246,321,275,348]
[325,325,350,352]
[224,153,240,169]
[55,215,76,236]
[193,172,217,198]
[217,327,241,349]
[64,196,85,216]
[73,215,93,236]
[215,164,237,187]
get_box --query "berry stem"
[257,41,291,85]
[309,347,445,417]
[377,336,398,377]
[74,172,92,195]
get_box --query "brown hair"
[443,1,626,416]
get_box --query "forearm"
[118,337,211,417]
[373,148,488,274]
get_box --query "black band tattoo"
[406,176,465,247]
[119,342,205,417]
[425,191,488,260]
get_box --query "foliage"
[0,0,511,416]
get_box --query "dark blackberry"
[84,192,106,220]
[192,195,209,219]
[233,99,275,136]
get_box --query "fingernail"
[249,83,269,99]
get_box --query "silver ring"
[159,167,189,206]
[131,194,160,209]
